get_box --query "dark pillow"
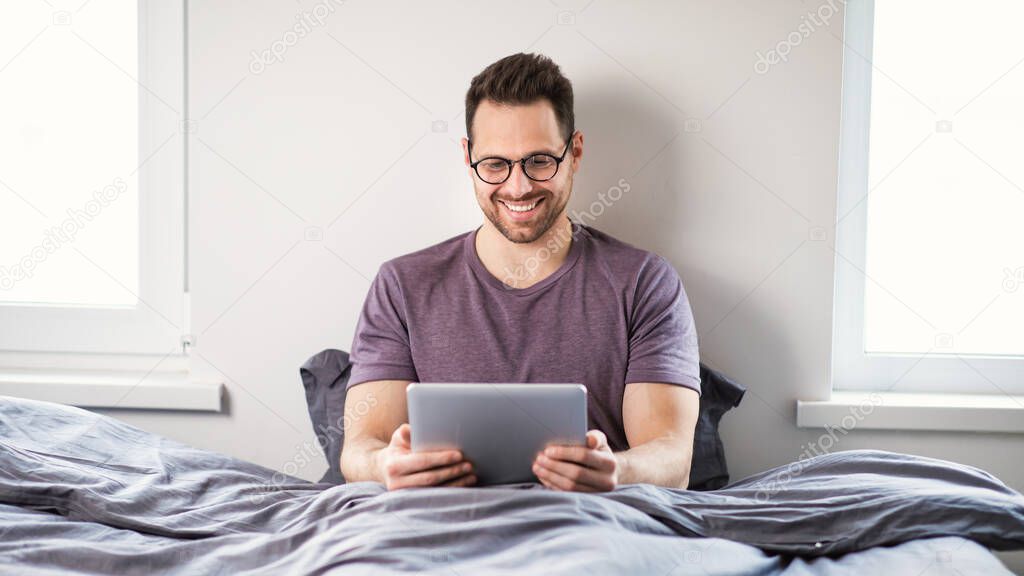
[299,348,351,484]
[299,349,745,489]
[688,363,746,490]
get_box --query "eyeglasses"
[468,134,574,185]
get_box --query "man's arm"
[339,379,407,483]
[340,379,476,489]
[533,382,698,491]
[614,382,699,488]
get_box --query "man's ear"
[461,137,471,166]
[570,130,584,173]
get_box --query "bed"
[2,394,1022,575]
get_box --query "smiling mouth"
[498,197,544,219]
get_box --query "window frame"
[0,0,186,358]
[831,0,1024,396]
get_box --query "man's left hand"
[532,430,618,492]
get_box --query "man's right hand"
[377,423,476,490]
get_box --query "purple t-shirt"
[347,222,700,452]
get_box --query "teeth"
[502,200,538,213]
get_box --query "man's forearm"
[340,438,387,483]
[614,436,692,489]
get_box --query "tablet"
[407,383,588,486]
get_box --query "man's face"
[463,99,580,244]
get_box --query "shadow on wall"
[570,80,809,475]
[568,82,684,254]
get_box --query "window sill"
[797,391,1024,434]
[0,370,224,412]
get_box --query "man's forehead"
[471,136,564,159]
[471,100,563,155]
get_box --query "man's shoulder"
[579,224,676,283]
[377,230,471,280]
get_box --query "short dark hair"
[464,53,575,142]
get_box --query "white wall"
[97,0,1022,569]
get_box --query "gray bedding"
[1,395,1021,575]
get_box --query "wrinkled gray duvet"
[1,395,1022,575]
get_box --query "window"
[0,0,185,357]
[833,0,1024,395]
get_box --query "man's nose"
[502,162,533,198]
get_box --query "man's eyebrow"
[475,146,561,159]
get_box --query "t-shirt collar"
[465,220,586,296]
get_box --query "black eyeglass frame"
[467,132,575,184]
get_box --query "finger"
[532,462,573,491]
[403,450,466,474]
[543,446,614,472]
[535,473,558,491]
[396,462,474,489]
[533,458,572,491]
[533,462,600,492]
[542,445,594,466]
[536,456,613,491]
[392,424,411,449]
[439,473,477,488]
[586,430,608,450]
[388,450,464,476]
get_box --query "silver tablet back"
[407,383,588,486]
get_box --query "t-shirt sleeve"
[347,262,419,388]
[624,255,701,395]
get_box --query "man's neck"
[475,215,575,289]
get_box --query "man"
[340,53,700,493]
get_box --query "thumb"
[392,423,412,448]
[587,430,606,450]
